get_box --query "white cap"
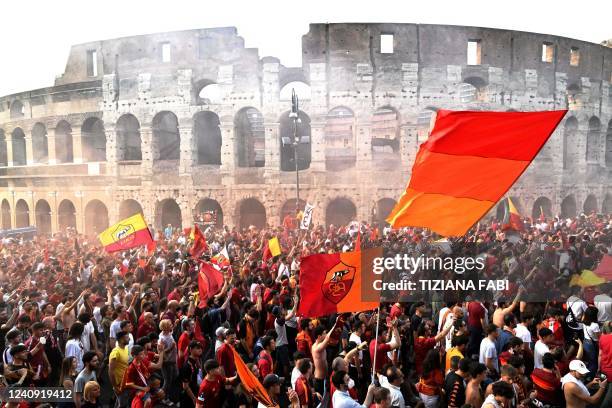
[569,360,589,374]
[215,327,227,337]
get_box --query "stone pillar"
[105,125,118,176]
[309,121,325,172]
[264,122,280,182]
[140,125,154,177]
[355,121,373,171]
[219,121,236,173]
[47,128,57,165]
[25,136,34,165]
[75,192,85,234]
[72,128,84,164]
[400,124,417,174]
[49,192,59,234]
[5,135,14,167]
[178,118,194,176]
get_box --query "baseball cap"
[569,360,589,374]
[215,327,227,337]
[10,344,27,356]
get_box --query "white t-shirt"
[566,296,587,330]
[534,340,550,369]
[349,332,365,361]
[80,321,95,352]
[594,294,612,323]
[583,322,600,342]
[479,337,498,371]
[109,319,122,340]
[65,339,84,372]
[291,366,300,390]
[514,323,532,347]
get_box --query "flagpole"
[371,304,381,383]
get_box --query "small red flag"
[262,240,272,262]
[146,240,156,255]
[198,262,224,307]
[190,225,208,259]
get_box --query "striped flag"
[501,198,524,232]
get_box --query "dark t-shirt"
[443,371,466,408]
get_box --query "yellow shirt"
[109,345,129,388]
[445,347,464,372]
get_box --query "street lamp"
[281,88,310,212]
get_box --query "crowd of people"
[0,211,610,408]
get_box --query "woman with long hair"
[582,305,601,373]
[417,348,444,408]
[81,380,102,408]
[57,356,77,408]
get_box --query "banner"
[300,203,314,230]
[98,213,153,253]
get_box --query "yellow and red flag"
[189,225,208,259]
[387,110,567,236]
[98,213,153,253]
[232,347,276,408]
[298,250,378,318]
[263,237,282,261]
[501,198,524,232]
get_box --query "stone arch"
[84,199,109,236]
[236,198,266,230]
[325,106,356,171]
[195,80,222,105]
[280,198,306,226]
[15,199,29,228]
[605,119,612,167]
[32,123,48,164]
[9,100,24,119]
[566,83,582,110]
[235,107,265,168]
[279,81,311,101]
[81,117,106,162]
[279,110,311,171]
[11,128,26,166]
[58,199,77,231]
[152,111,180,161]
[119,199,144,220]
[0,130,6,167]
[586,116,600,162]
[603,194,612,214]
[1,199,11,229]
[583,194,598,215]
[563,116,578,169]
[195,198,223,228]
[371,106,400,160]
[55,121,73,163]
[156,198,182,230]
[35,199,52,235]
[375,198,397,227]
[560,195,577,218]
[116,114,142,161]
[532,197,552,220]
[326,197,357,226]
[193,111,222,165]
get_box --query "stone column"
[105,124,118,176]
[140,125,154,178]
[49,192,59,234]
[72,128,84,164]
[355,121,373,171]
[400,124,417,173]
[309,121,325,172]
[264,122,280,183]
[178,118,194,176]
[75,192,85,234]
[25,136,34,165]
[5,134,14,167]
[219,121,236,173]
[47,128,57,165]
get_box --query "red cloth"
[190,225,208,259]
[136,322,156,339]
[369,339,392,374]
[216,343,236,377]
[467,301,486,328]
[295,375,311,407]
[177,332,191,368]
[257,350,274,379]
[600,333,612,379]
[414,337,437,375]
[198,262,224,307]
[390,304,402,320]
[594,255,612,280]
[531,368,562,405]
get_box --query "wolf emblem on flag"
[322,260,356,304]
[112,223,136,246]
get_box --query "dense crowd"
[0,212,610,408]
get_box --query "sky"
[1,0,610,97]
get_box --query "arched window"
[84,200,109,236]
[119,199,144,219]
[583,194,598,215]
[196,82,222,105]
[35,200,52,235]
[81,117,106,162]
[279,111,311,171]
[560,195,577,218]
[15,199,30,228]
[235,107,265,168]
[152,112,180,161]
[532,197,552,220]
[156,199,182,229]
[116,114,142,161]
[324,107,356,171]
[237,198,266,230]
[193,111,222,165]
[32,123,48,164]
[9,101,24,119]
[586,116,600,163]
[55,121,74,164]
[1,199,11,229]
[195,199,223,228]
[326,198,357,226]
[279,81,311,101]
[11,128,26,166]
[58,199,77,230]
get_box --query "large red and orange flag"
[387,110,567,236]
[98,213,154,253]
[298,251,378,318]
[232,347,277,407]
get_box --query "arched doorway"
[11,128,26,166]
[84,200,109,236]
[32,123,48,164]
[237,198,266,230]
[55,121,74,164]
[15,199,29,228]
[81,117,106,162]
[280,199,306,226]
[116,114,142,161]
[326,197,357,226]
[58,200,77,231]
[279,111,311,171]
[532,197,552,220]
[0,130,7,167]
[583,194,598,215]
[193,111,222,165]
[35,200,52,235]
[603,194,612,214]
[119,199,144,220]
[194,198,223,228]
[560,195,577,218]
[324,107,356,171]
[156,199,182,229]
[235,107,265,168]
[1,199,11,229]
[152,112,180,161]
[375,198,397,227]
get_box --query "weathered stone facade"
[0,24,611,236]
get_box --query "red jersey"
[296,331,313,359]
[216,343,236,377]
[369,339,392,373]
[196,374,226,408]
[257,350,274,378]
[600,334,612,378]
[467,302,486,328]
[124,360,150,397]
[414,337,437,375]
[295,375,312,408]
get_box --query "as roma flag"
[232,347,276,408]
[198,262,224,307]
[387,110,567,236]
[98,213,153,253]
[298,251,378,318]
[189,225,208,259]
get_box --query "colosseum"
[0,24,611,236]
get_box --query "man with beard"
[74,351,100,408]
[216,328,237,377]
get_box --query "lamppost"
[281,89,310,212]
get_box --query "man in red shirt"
[136,312,157,339]
[530,353,562,406]
[467,300,487,359]
[294,358,314,407]
[295,318,313,360]
[215,328,237,377]
[196,359,237,408]
[123,345,151,405]
[177,318,194,369]
[369,318,400,374]
[414,320,454,375]
[257,335,276,379]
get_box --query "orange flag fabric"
[232,347,276,408]
[387,110,567,236]
[298,250,378,318]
